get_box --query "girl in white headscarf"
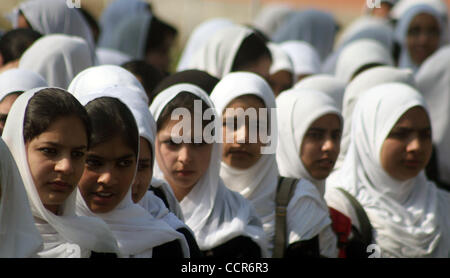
[279,41,321,83]
[13,0,96,62]
[394,3,446,72]
[150,82,269,258]
[335,39,394,83]
[68,65,148,104]
[272,9,338,62]
[177,18,234,72]
[75,90,189,258]
[0,69,47,134]
[266,42,294,96]
[187,25,272,80]
[415,45,450,189]
[2,87,119,258]
[326,82,450,258]
[211,72,337,258]
[0,137,43,258]
[294,74,346,111]
[19,34,93,89]
[336,66,415,170]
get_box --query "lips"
[91,191,114,204]
[317,158,334,169]
[48,180,73,191]
[228,149,252,157]
[174,170,195,177]
[403,159,422,168]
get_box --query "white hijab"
[67,65,148,104]
[75,90,189,258]
[177,18,234,72]
[294,74,346,111]
[394,3,446,72]
[15,0,96,62]
[336,66,415,170]
[416,45,450,185]
[252,3,294,38]
[95,48,132,66]
[98,0,150,48]
[279,41,321,80]
[0,137,42,258]
[2,88,119,258]
[0,69,47,101]
[335,39,393,83]
[210,72,337,257]
[150,83,269,255]
[267,42,294,77]
[326,82,450,258]
[187,25,254,78]
[19,34,93,89]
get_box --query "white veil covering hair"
[150,82,269,256]
[394,3,446,72]
[252,3,294,38]
[0,69,47,101]
[177,18,234,72]
[326,82,450,258]
[74,89,190,258]
[67,65,148,104]
[19,34,94,89]
[336,66,415,170]
[210,72,337,257]
[293,74,346,111]
[2,88,119,258]
[279,41,321,80]
[187,25,254,79]
[335,39,394,83]
[13,0,96,62]
[416,45,450,185]
[95,48,132,66]
[0,137,43,258]
[267,42,294,77]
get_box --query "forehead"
[88,136,134,157]
[224,95,266,111]
[410,12,439,27]
[308,113,341,129]
[393,106,430,127]
[31,116,87,146]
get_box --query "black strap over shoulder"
[336,187,373,246]
[273,176,298,258]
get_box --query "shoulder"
[324,186,361,231]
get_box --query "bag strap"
[273,176,298,258]
[336,187,373,246]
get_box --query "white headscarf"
[0,137,42,258]
[187,25,254,78]
[67,65,148,104]
[0,69,47,101]
[75,90,189,258]
[177,18,234,72]
[335,39,393,83]
[322,15,394,74]
[2,88,119,258]
[150,82,269,255]
[327,82,450,257]
[416,45,450,185]
[98,0,150,48]
[276,88,342,196]
[279,41,321,80]
[19,34,93,89]
[336,66,415,170]
[210,72,337,257]
[95,48,132,66]
[252,3,294,37]
[391,0,448,21]
[394,3,446,72]
[272,9,337,61]
[294,74,346,111]
[15,0,96,62]
[104,13,153,60]
[267,42,294,76]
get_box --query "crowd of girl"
[0,0,449,258]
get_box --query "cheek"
[78,169,98,195]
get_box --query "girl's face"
[26,116,88,215]
[17,14,30,29]
[78,136,137,214]
[155,118,213,201]
[268,70,293,97]
[221,95,266,170]
[300,113,341,180]
[407,12,440,66]
[131,137,153,203]
[242,56,272,83]
[380,106,432,181]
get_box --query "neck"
[171,185,193,202]
[44,204,61,215]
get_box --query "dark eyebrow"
[42,142,87,150]
[87,153,134,161]
[307,128,326,132]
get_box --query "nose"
[406,135,421,153]
[97,170,117,188]
[235,122,251,144]
[178,144,193,164]
[54,157,74,175]
[322,136,337,153]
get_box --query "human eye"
[306,129,324,140]
[85,157,102,168]
[38,147,57,156]
[117,159,133,168]
[71,150,85,159]
[137,160,150,171]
